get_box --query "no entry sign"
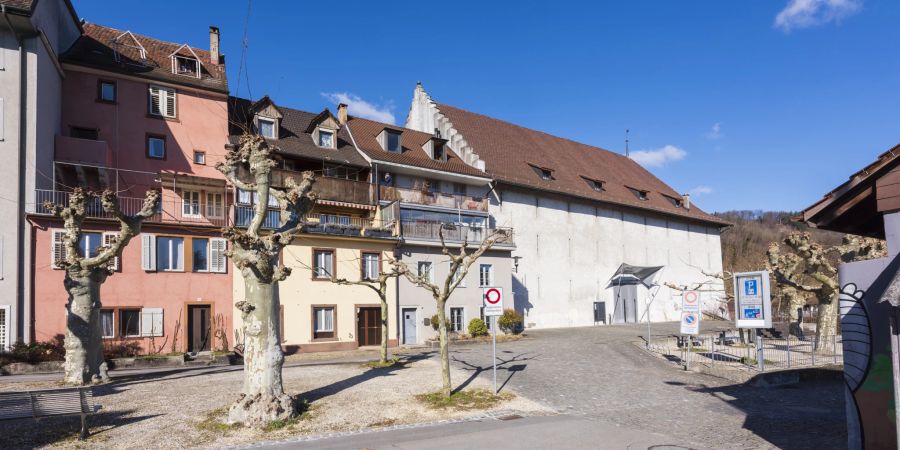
[483,287,503,316]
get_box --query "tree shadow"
[298,354,430,403]
[0,409,161,448]
[103,365,244,390]
[450,352,538,394]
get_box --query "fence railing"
[380,186,489,212]
[646,332,842,372]
[34,190,230,227]
[399,220,514,246]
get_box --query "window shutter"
[210,238,227,273]
[148,86,161,115]
[140,307,163,337]
[103,232,120,271]
[51,230,67,269]
[165,89,176,117]
[141,234,156,271]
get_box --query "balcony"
[233,206,395,239]
[380,185,488,212]
[400,220,514,246]
[55,135,113,167]
[272,170,375,206]
[33,190,230,227]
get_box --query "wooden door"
[188,305,211,352]
[357,307,381,346]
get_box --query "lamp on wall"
[512,256,523,273]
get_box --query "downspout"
[3,5,27,343]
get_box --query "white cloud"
[689,185,714,196]
[629,145,687,168]
[774,0,862,32]
[704,123,723,140]
[321,92,395,124]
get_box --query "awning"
[317,199,376,210]
[608,263,664,288]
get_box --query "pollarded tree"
[216,133,317,427]
[44,188,160,385]
[400,225,510,398]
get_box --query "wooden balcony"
[272,170,375,206]
[379,186,488,212]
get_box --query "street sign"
[733,271,772,329]
[483,287,503,316]
[680,312,700,335]
[682,290,700,313]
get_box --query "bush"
[497,308,524,334]
[468,318,489,337]
[430,314,450,331]
[0,335,66,365]
[103,341,143,359]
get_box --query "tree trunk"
[815,292,839,353]
[62,271,108,386]
[228,278,294,426]
[436,297,452,397]
[380,296,389,364]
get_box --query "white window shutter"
[165,89,176,117]
[51,230,67,269]
[141,234,156,271]
[103,232,120,271]
[148,86,161,115]
[140,307,163,337]
[210,238,227,273]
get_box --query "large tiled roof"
[60,23,227,93]
[347,117,491,179]
[435,103,729,226]
[228,97,369,168]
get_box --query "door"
[613,285,638,324]
[402,308,417,344]
[357,307,381,346]
[593,302,606,324]
[187,305,211,352]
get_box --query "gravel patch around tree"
[0,356,549,449]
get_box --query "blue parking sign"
[744,279,757,296]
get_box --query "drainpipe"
[3,5,28,343]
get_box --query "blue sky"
[71,0,900,213]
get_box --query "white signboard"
[733,270,772,329]
[482,287,503,316]
[680,290,701,335]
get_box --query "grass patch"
[740,357,776,366]
[263,399,315,432]
[416,388,514,411]
[195,407,241,434]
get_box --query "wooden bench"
[0,387,101,440]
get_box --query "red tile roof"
[434,103,729,226]
[61,23,227,93]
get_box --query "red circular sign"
[485,288,501,304]
[684,291,698,304]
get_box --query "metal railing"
[647,332,843,372]
[380,186,489,212]
[233,206,394,239]
[34,190,229,227]
[400,220,514,245]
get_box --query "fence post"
[747,341,752,371]
[711,335,716,367]
[812,339,816,366]
[756,332,764,371]
[832,334,837,365]
[787,334,792,369]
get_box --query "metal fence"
[647,332,842,372]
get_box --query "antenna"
[625,129,630,157]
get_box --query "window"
[452,183,466,196]
[318,129,334,148]
[323,165,358,180]
[119,309,141,337]
[206,193,224,217]
[582,176,604,192]
[71,126,99,140]
[481,308,493,331]
[192,238,209,272]
[313,249,334,279]
[433,144,444,161]
[386,130,401,152]
[313,306,335,339]
[479,264,493,287]
[281,159,298,171]
[100,310,115,338]
[78,232,102,258]
[193,150,206,165]
[638,190,649,201]
[362,252,380,281]
[103,232,120,271]
[450,262,465,287]
[156,237,184,271]
[450,308,464,333]
[98,80,116,103]
[147,134,166,159]
[258,117,276,138]
[175,56,199,76]
[148,86,176,118]
[182,191,200,217]
[237,189,252,205]
[417,261,433,283]
[529,163,553,181]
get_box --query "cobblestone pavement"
[443,322,846,450]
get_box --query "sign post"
[483,287,503,395]
[680,290,701,370]
[733,271,772,371]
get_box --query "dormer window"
[175,56,199,77]
[628,187,649,201]
[581,176,605,192]
[433,144,445,161]
[258,117,276,139]
[318,129,334,148]
[528,163,554,181]
[663,194,683,208]
[386,130,402,153]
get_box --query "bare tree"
[767,232,885,351]
[44,188,159,385]
[333,256,404,364]
[216,133,317,427]
[400,225,510,398]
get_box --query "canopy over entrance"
[608,263,664,288]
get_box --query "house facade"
[27,23,234,353]
[406,84,729,329]
[0,0,81,349]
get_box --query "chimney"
[337,103,348,125]
[682,193,691,210]
[209,26,220,65]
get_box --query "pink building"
[28,23,233,354]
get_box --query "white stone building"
[406,84,729,329]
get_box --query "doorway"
[187,305,211,353]
[402,308,417,344]
[357,307,381,346]
[613,284,638,324]
[593,301,606,324]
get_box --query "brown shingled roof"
[434,103,729,226]
[347,117,490,179]
[61,23,227,93]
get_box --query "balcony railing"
[233,206,395,239]
[272,170,375,206]
[33,190,230,227]
[380,186,488,212]
[400,220,514,246]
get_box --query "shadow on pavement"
[300,354,431,403]
[0,409,161,448]
[451,352,538,394]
